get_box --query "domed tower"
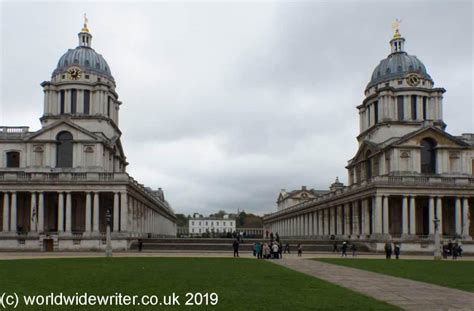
[40,17,121,141]
[357,23,446,145]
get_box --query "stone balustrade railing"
[0,126,30,133]
[266,175,474,218]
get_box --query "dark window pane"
[374,101,379,124]
[397,96,404,121]
[56,131,73,168]
[411,95,417,120]
[60,90,65,114]
[6,152,20,168]
[84,90,90,115]
[421,138,436,174]
[71,89,77,114]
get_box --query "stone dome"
[366,52,432,89]
[52,46,114,81]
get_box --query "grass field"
[318,258,474,293]
[0,257,399,310]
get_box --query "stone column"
[382,196,389,234]
[3,193,9,232]
[436,197,443,235]
[352,202,360,236]
[318,211,323,236]
[336,205,342,235]
[38,192,44,233]
[85,192,92,233]
[120,192,128,232]
[409,196,416,235]
[374,195,383,234]
[93,192,100,233]
[344,204,351,235]
[65,192,72,233]
[309,213,313,236]
[113,192,119,232]
[462,198,470,238]
[364,199,371,235]
[30,192,37,233]
[402,195,408,235]
[429,196,435,234]
[57,192,64,233]
[455,197,462,235]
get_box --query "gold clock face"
[407,74,420,87]
[67,67,82,80]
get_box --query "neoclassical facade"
[263,28,474,251]
[0,21,177,251]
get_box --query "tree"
[175,214,188,227]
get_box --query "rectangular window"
[84,90,90,115]
[107,97,111,117]
[411,95,417,120]
[374,101,379,124]
[192,221,194,226]
[367,105,371,127]
[60,90,65,114]
[71,89,77,114]
[422,96,428,120]
[397,96,404,121]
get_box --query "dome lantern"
[390,19,405,53]
[78,13,92,48]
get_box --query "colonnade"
[0,191,173,236]
[267,194,471,240]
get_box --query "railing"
[0,126,29,133]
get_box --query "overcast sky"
[1,0,472,216]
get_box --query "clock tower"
[40,17,122,141]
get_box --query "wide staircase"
[131,238,371,253]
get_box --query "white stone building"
[263,27,474,252]
[0,21,177,251]
[188,216,236,236]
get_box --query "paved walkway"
[273,258,474,311]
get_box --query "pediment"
[27,120,102,142]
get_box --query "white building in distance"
[188,216,236,236]
[0,20,177,251]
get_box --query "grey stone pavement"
[272,258,474,311]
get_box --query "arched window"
[420,138,437,174]
[365,150,372,180]
[6,151,20,168]
[56,131,73,168]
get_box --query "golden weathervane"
[392,18,402,39]
[82,13,89,33]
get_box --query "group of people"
[384,242,401,259]
[333,241,357,257]
[442,240,463,259]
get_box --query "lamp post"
[105,208,112,257]
[433,217,441,260]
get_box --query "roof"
[52,46,114,81]
[366,51,432,89]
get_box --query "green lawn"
[0,257,399,310]
[318,258,474,292]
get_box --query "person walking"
[271,242,279,259]
[333,241,339,253]
[284,242,290,254]
[138,239,143,252]
[297,243,302,257]
[255,242,262,259]
[350,243,357,257]
[394,243,401,259]
[233,239,240,257]
[384,241,392,259]
[341,241,348,257]
[263,243,271,259]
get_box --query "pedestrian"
[252,243,257,257]
[384,241,392,259]
[394,243,400,259]
[341,241,348,257]
[263,243,271,259]
[278,242,283,259]
[138,239,143,252]
[233,239,240,257]
[284,242,290,254]
[255,242,262,259]
[350,243,357,257]
[272,242,279,259]
[333,241,339,253]
[297,243,302,257]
